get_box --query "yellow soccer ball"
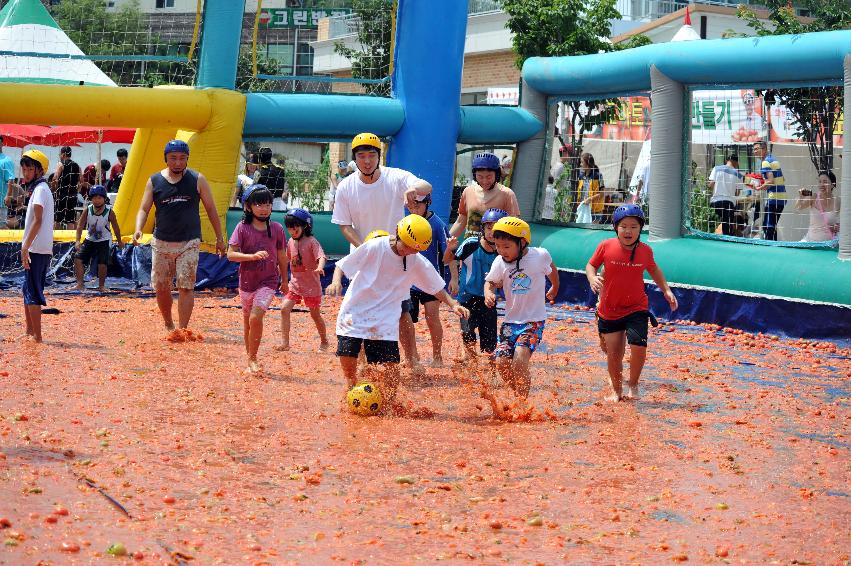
[347,382,383,416]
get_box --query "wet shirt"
[589,238,657,320]
[151,170,201,242]
[287,235,325,298]
[457,182,519,236]
[85,204,112,242]
[229,221,285,292]
[486,246,552,324]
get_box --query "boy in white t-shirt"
[331,215,469,409]
[19,150,55,343]
[484,217,558,400]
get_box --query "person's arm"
[51,163,62,190]
[75,207,88,250]
[325,265,345,296]
[339,225,362,248]
[449,214,467,238]
[647,264,678,311]
[484,280,499,308]
[315,254,327,274]
[21,203,43,269]
[133,179,154,244]
[443,236,459,264]
[546,261,559,303]
[447,260,459,296]
[433,289,469,319]
[226,243,268,263]
[278,246,289,294]
[796,188,814,210]
[403,178,432,209]
[108,209,124,248]
[197,174,226,256]
[585,262,603,294]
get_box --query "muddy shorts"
[597,310,650,347]
[76,239,110,266]
[151,238,200,290]
[240,286,277,314]
[285,291,321,309]
[336,336,400,365]
[494,320,545,359]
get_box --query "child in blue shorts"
[484,217,558,399]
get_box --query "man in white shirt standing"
[19,150,54,343]
[331,133,433,374]
[708,153,744,236]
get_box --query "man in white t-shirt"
[330,133,433,374]
[19,150,55,343]
[331,215,468,408]
[708,153,744,236]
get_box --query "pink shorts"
[239,286,277,314]
[285,291,321,309]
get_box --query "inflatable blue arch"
[3,0,849,338]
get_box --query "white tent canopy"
[0,0,116,86]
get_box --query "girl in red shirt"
[585,205,678,401]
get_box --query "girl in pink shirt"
[278,208,329,352]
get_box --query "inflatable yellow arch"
[0,83,246,249]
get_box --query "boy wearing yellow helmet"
[331,214,469,408]
[19,149,54,343]
[331,132,434,374]
[484,217,559,401]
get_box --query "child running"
[406,193,449,367]
[73,185,124,291]
[227,184,287,373]
[585,204,678,401]
[445,207,506,365]
[278,208,329,352]
[484,217,559,400]
[330,215,469,408]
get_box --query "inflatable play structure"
[0,0,849,336]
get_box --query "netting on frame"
[245,0,393,96]
[685,86,843,247]
[540,97,651,226]
[0,2,204,87]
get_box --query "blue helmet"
[612,204,645,228]
[471,152,501,173]
[88,185,108,199]
[164,139,190,159]
[481,207,508,225]
[241,183,271,205]
[286,207,313,228]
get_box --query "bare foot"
[164,323,176,332]
[97,286,108,292]
[604,392,622,402]
[410,363,426,378]
[273,344,290,352]
[625,384,640,399]
[70,284,84,291]
[430,358,444,368]
[247,360,262,374]
[318,342,330,352]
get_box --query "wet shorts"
[460,296,498,353]
[494,320,545,359]
[336,335,400,365]
[22,252,51,306]
[151,237,200,290]
[597,310,649,347]
[76,239,110,266]
[408,288,438,323]
[240,286,277,314]
[285,291,321,309]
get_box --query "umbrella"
[0,124,51,147]
[37,126,136,146]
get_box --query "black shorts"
[76,239,110,266]
[459,296,498,353]
[408,288,438,323]
[597,310,649,347]
[336,335,400,364]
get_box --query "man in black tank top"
[132,140,226,333]
[50,146,81,229]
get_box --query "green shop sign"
[259,8,352,29]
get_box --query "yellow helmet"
[492,216,531,244]
[364,229,390,242]
[346,382,383,416]
[397,214,432,251]
[21,149,49,172]
[351,132,381,152]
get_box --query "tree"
[502,0,650,218]
[737,0,851,173]
[333,0,393,96]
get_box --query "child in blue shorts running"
[484,217,558,399]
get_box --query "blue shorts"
[23,252,51,306]
[494,320,545,359]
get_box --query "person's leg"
[155,285,175,330]
[626,346,647,398]
[364,340,402,407]
[73,258,85,290]
[176,289,194,329]
[723,201,737,236]
[247,306,265,372]
[242,310,251,356]
[277,297,296,350]
[399,309,422,373]
[27,305,42,342]
[511,346,534,398]
[763,199,785,241]
[340,356,359,388]
[23,303,33,337]
[308,305,329,350]
[337,336,362,388]
[97,263,108,291]
[151,244,176,330]
[602,331,626,401]
[422,299,443,365]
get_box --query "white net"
[686,87,843,245]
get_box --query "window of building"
[266,44,295,75]
[155,0,176,8]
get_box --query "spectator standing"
[80,159,111,199]
[708,153,744,236]
[108,148,128,193]
[51,146,81,229]
[576,153,605,223]
[797,171,840,242]
[753,140,786,241]
[256,147,287,211]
